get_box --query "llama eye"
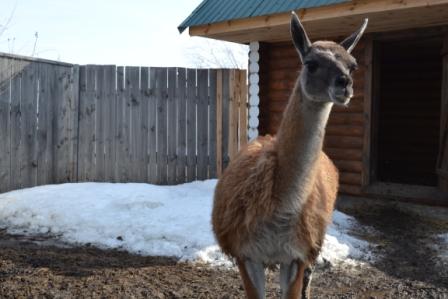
[305,61,319,73]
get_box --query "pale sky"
[0,0,248,68]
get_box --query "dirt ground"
[0,205,447,299]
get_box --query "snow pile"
[0,180,371,266]
[320,211,373,265]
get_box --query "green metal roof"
[178,0,351,33]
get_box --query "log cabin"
[179,0,448,206]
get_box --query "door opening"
[373,38,443,186]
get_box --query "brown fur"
[212,137,338,263]
[212,135,278,256]
[295,153,339,263]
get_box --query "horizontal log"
[270,47,297,59]
[339,172,363,185]
[267,123,281,134]
[268,81,295,91]
[267,90,291,99]
[325,136,363,149]
[333,99,364,113]
[270,70,299,81]
[268,100,288,113]
[326,125,364,137]
[333,160,363,173]
[339,184,362,195]
[328,113,364,126]
[268,59,301,70]
[324,148,363,161]
[352,73,365,89]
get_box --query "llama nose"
[335,75,350,88]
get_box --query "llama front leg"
[301,265,314,299]
[237,258,266,299]
[280,260,307,299]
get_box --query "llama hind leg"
[280,260,307,299]
[236,258,265,299]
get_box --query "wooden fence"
[0,53,248,193]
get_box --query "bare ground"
[0,205,447,299]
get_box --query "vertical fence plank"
[78,65,97,181]
[176,68,187,183]
[208,69,217,178]
[126,67,141,182]
[115,66,128,181]
[122,67,133,182]
[0,58,11,192]
[109,67,118,182]
[148,68,157,183]
[197,69,209,180]
[221,69,230,170]
[228,69,239,162]
[20,62,39,187]
[36,63,49,186]
[94,66,105,181]
[70,65,80,181]
[46,63,58,183]
[9,61,22,190]
[186,69,197,181]
[215,70,223,177]
[103,65,116,181]
[86,65,98,181]
[238,70,248,149]
[167,68,177,184]
[77,65,88,181]
[52,65,64,183]
[43,65,57,183]
[156,68,168,184]
[140,67,150,183]
[55,65,78,183]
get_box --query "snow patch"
[320,211,373,265]
[0,181,372,267]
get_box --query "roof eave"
[187,0,448,43]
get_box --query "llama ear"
[340,19,368,53]
[290,11,311,63]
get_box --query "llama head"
[290,12,368,106]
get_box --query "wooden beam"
[189,0,448,43]
[362,36,373,188]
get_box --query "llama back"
[212,135,278,256]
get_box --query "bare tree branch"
[31,32,39,57]
[0,2,17,38]
[185,38,248,69]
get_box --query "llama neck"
[274,81,333,203]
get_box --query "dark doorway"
[374,38,443,186]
